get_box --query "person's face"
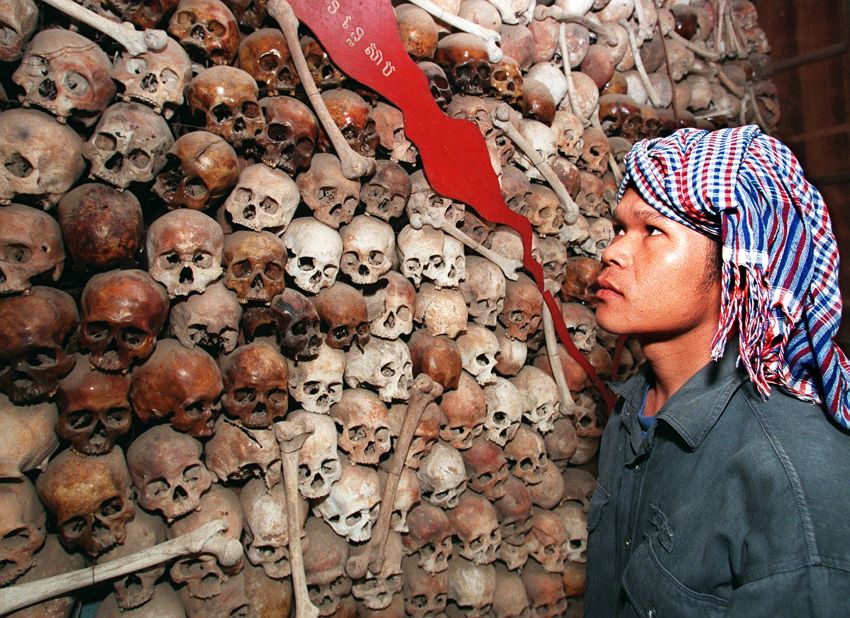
[595,188,721,340]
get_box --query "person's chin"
[594,303,631,335]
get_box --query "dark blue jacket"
[585,346,850,617]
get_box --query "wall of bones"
[0,0,776,615]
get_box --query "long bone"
[35,0,167,56]
[407,0,503,62]
[0,521,241,615]
[441,218,522,281]
[534,5,619,47]
[541,292,575,414]
[346,373,443,580]
[621,19,663,108]
[559,23,583,123]
[492,104,579,225]
[266,0,375,180]
[487,0,534,26]
[274,417,320,618]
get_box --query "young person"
[585,125,850,617]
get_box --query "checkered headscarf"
[618,125,850,429]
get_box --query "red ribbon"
[289,0,616,411]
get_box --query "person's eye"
[613,224,625,236]
[647,226,662,236]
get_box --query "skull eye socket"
[368,250,384,265]
[2,527,32,551]
[160,69,179,89]
[331,575,347,593]
[67,410,93,430]
[344,511,363,526]
[475,353,491,366]
[128,149,151,169]
[234,387,255,403]
[265,262,283,278]
[159,251,181,269]
[122,327,148,348]
[230,259,252,278]
[380,363,395,377]
[211,104,233,123]
[191,251,212,268]
[290,319,307,336]
[176,10,195,25]
[183,400,207,418]
[478,472,492,483]
[412,594,427,608]
[297,256,315,271]
[266,122,289,141]
[63,71,90,96]
[332,326,349,341]
[27,347,57,368]
[94,133,118,152]
[303,382,320,396]
[258,52,281,72]
[100,497,123,517]
[106,407,130,426]
[183,464,203,483]
[1,243,32,264]
[147,479,169,497]
[242,102,261,119]
[207,19,226,36]
[61,517,87,539]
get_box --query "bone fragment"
[408,0,503,62]
[559,24,584,123]
[534,5,619,46]
[621,19,663,108]
[714,0,726,56]
[346,373,443,579]
[667,30,723,62]
[440,221,522,280]
[273,417,320,618]
[266,0,375,180]
[0,521,241,615]
[590,115,622,184]
[492,104,579,225]
[746,86,769,134]
[36,0,167,56]
[542,299,575,413]
[487,0,533,26]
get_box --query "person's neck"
[639,322,719,417]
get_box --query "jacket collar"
[610,341,748,451]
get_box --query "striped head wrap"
[618,125,850,429]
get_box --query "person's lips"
[595,275,624,301]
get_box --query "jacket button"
[624,538,631,549]
[647,606,657,618]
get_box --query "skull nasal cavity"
[180,266,194,283]
[38,79,57,100]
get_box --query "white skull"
[456,324,499,385]
[511,366,560,434]
[282,217,342,294]
[414,283,469,339]
[560,212,590,250]
[168,281,242,354]
[459,256,506,327]
[526,62,568,106]
[364,271,416,340]
[555,503,588,564]
[290,411,341,499]
[313,459,381,543]
[551,110,585,161]
[344,338,413,403]
[398,224,465,289]
[406,170,465,230]
[511,119,557,181]
[446,556,495,617]
[482,377,525,447]
[224,163,300,232]
[286,343,345,414]
[417,443,467,509]
[493,325,528,377]
[339,215,395,285]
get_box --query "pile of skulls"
[0,0,775,615]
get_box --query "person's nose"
[601,233,629,269]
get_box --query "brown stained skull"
[487,55,524,107]
[146,208,224,298]
[55,356,131,456]
[296,153,360,229]
[258,96,318,176]
[58,184,143,273]
[446,555,495,616]
[313,281,371,351]
[403,503,452,575]
[204,416,282,486]
[130,339,223,438]
[168,0,240,66]
[188,66,264,148]
[504,425,548,486]
[83,102,174,190]
[220,341,288,429]
[0,393,58,483]
[13,29,116,127]
[365,271,417,341]
[300,35,346,90]
[0,286,77,404]
[222,231,287,305]
[446,492,501,565]
[372,101,418,164]
[492,562,530,617]
[238,28,299,96]
[407,330,462,391]
[0,203,64,294]
[0,0,38,63]
[319,89,379,158]
[462,437,509,502]
[78,269,169,374]
[435,33,492,96]
[440,371,486,450]
[390,400,444,470]
[579,126,610,176]
[36,448,135,559]
[303,517,350,616]
[523,183,565,236]
[499,273,542,341]
[577,171,607,218]
[418,61,453,109]
[395,4,438,60]
[0,108,85,207]
[268,288,322,361]
[494,476,533,547]
[153,130,239,211]
[170,281,242,355]
[522,559,567,616]
[112,38,192,118]
[330,388,391,466]
[351,530,404,609]
[403,555,448,618]
[361,160,411,222]
[0,477,45,586]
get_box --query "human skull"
[55,357,131,456]
[345,338,412,403]
[482,377,525,446]
[372,101,418,164]
[511,366,560,434]
[364,271,416,340]
[330,389,392,465]
[499,274,543,341]
[78,269,169,373]
[146,209,224,298]
[446,556,495,616]
[112,37,193,118]
[0,394,58,480]
[286,342,345,414]
[220,341,288,428]
[187,66,264,148]
[130,339,223,437]
[435,33,492,95]
[204,417,282,487]
[339,215,395,285]
[13,29,116,127]
[167,0,240,66]
[417,443,467,509]
[551,110,585,162]
[237,28,299,96]
[152,130,239,211]
[521,559,567,616]
[521,183,565,236]
[296,153,360,229]
[0,286,78,403]
[224,163,300,232]
[537,235,569,286]
[361,159,411,221]
[127,424,213,522]
[303,517,351,616]
[351,531,404,609]
[83,102,174,190]
[319,89,379,158]
[504,425,548,486]
[418,60,453,109]
[578,216,614,259]
[494,476,533,547]
[36,448,134,559]
[268,288,322,361]
[0,477,45,586]
[440,371,486,450]
[488,55,524,106]
[414,284,469,339]
[493,325,528,377]
[0,108,85,207]
[447,492,500,565]
[313,281,371,350]
[562,301,598,354]
[257,96,318,174]
[222,231,287,305]
[0,203,64,294]
[390,400,444,470]
[0,0,37,63]
[407,170,465,231]
[403,555,448,618]
[461,437,509,501]
[402,503,453,574]
[398,225,465,290]
[408,330,463,394]
[459,256,506,328]
[290,411,341,499]
[492,562,530,618]
[545,418,578,467]
[396,3,438,60]
[169,281,242,355]
[282,217,342,294]
[313,459,381,543]
[526,508,567,573]
[528,459,565,509]
[456,324,499,385]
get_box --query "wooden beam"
[770,43,847,72]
